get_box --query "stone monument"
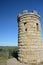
[17,10,42,64]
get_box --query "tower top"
[23,10,28,13]
[18,10,40,18]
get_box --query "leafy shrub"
[0,46,18,59]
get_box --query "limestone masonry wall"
[17,10,43,64]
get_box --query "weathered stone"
[17,10,42,64]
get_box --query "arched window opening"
[25,28,27,31]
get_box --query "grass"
[0,56,7,65]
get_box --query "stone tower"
[17,10,42,64]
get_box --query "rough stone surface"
[18,10,43,64]
[7,58,43,65]
[7,58,28,65]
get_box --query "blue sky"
[0,0,43,46]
